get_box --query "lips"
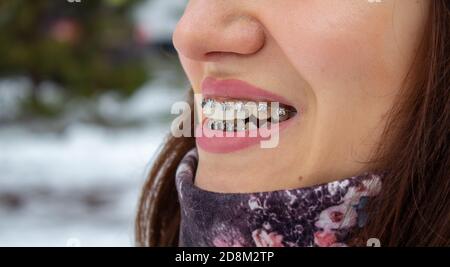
[195,77,299,153]
[201,77,296,106]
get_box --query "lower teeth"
[206,119,278,132]
[207,120,224,131]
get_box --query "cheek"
[296,32,392,95]
[267,4,397,97]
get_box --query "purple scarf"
[175,148,384,247]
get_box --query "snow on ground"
[0,79,186,247]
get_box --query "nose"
[172,1,265,61]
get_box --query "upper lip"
[201,77,296,109]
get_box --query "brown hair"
[135,0,449,246]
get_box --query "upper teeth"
[201,98,290,121]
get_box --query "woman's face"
[173,0,429,192]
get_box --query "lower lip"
[195,117,297,154]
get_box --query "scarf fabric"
[175,148,384,247]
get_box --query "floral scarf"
[175,148,384,247]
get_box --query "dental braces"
[201,98,289,119]
[201,97,296,132]
[206,118,262,132]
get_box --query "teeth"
[234,101,244,112]
[257,102,269,120]
[257,102,268,112]
[202,98,295,133]
[235,120,246,131]
[223,101,234,111]
[202,98,291,121]
[225,121,235,132]
[206,119,247,132]
[203,99,216,116]
[213,120,224,131]
[205,118,275,132]
[206,119,224,131]
[245,121,258,131]
[206,119,215,130]
[258,119,268,128]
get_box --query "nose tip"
[172,5,265,61]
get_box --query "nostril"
[204,51,240,61]
[205,51,227,57]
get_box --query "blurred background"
[0,0,188,246]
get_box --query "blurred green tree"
[0,0,149,116]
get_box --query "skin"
[172,0,429,193]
